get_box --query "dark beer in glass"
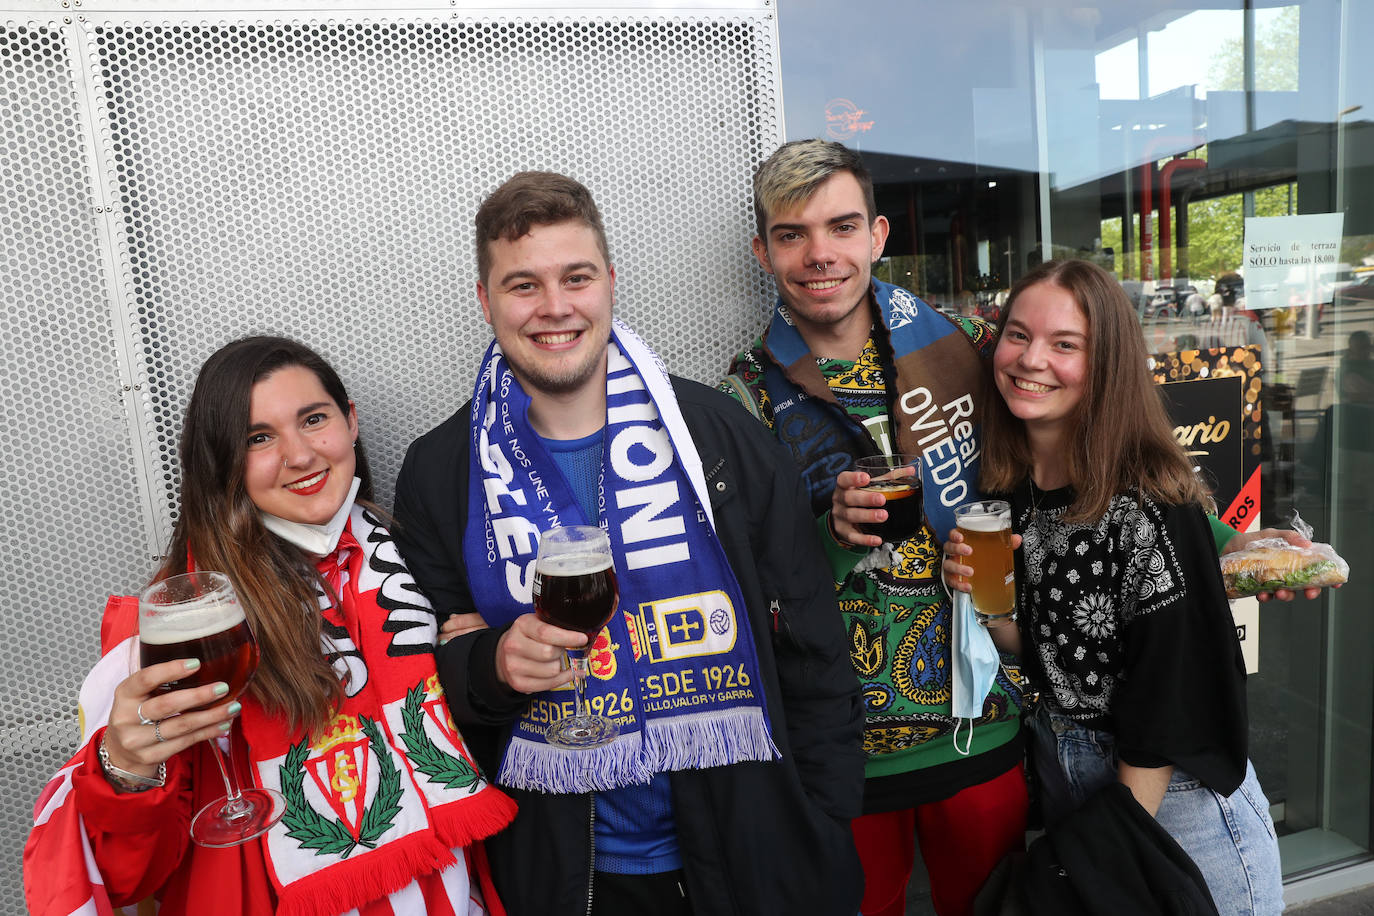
[139,572,285,846]
[140,617,258,711]
[534,556,618,636]
[854,453,924,543]
[532,526,620,748]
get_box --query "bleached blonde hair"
[752,139,877,239]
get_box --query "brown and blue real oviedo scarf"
[751,279,987,544]
[464,318,779,794]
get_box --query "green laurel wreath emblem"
[280,715,404,858]
[398,684,481,792]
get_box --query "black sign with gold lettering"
[1151,346,1264,532]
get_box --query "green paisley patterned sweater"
[723,317,1027,807]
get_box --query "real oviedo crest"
[587,627,619,680]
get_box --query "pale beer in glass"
[955,500,1015,626]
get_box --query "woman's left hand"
[438,612,487,646]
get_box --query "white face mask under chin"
[258,477,362,556]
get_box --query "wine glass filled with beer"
[139,570,285,846]
[953,500,1016,627]
[532,526,620,749]
[853,453,925,544]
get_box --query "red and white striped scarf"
[24,505,516,916]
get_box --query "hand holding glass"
[139,571,285,846]
[853,453,924,543]
[532,526,620,749]
[954,501,1016,627]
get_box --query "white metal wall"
[2,3,780,906]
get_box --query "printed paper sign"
[1242,212,1345,310]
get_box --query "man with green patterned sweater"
[720,140,1027,916]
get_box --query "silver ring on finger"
[153,720,167,743]
[137,702,155,726]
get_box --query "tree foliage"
[1101,162,1295,281]
[1208,5,1300,93]
[1183,183,1294,278]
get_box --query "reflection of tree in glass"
[1208,5,1299,93]
[1098,178,1295,281]
[1183,184,1294,279]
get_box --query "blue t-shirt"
[544,430,683,875]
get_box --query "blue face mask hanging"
[950,590,1000,755]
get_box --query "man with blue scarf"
[392,171,863,916]
[720,140,1029,916]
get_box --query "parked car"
[1283,263,1354,307]
[1143,281,1198,319]
[1335,274,1374,306]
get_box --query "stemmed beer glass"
[532,526,620,749]
[139,571,285,846]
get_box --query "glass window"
[780,0,1374,882]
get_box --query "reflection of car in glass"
[1335,274,1374,306]
[1284,263,1355,306]
[1142,281,1198,319]
[1120,279,1148,314]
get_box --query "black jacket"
[392,376,865,916]
[975,783,1219,916]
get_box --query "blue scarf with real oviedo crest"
[757,279,987,547]
[464,318,779,794]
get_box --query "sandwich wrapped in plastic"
[1220,513,1348,598]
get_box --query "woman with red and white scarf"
[24,336,515,916]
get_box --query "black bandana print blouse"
[1007,478,1248,794]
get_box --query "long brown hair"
[979,259,1209,522]
[157,336,374,736]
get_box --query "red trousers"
[851,763,1028,916]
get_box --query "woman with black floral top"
[944,260,1283,915]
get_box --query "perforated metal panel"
[3,5,779,908]
[1,18,156,908]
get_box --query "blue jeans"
[1044,715,1284,915]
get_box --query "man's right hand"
[830,469,887,549]
[494,613,589,694]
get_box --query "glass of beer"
[532,526,620,749]
[139,571,285,846]
[954,500,1016,627]
[854,453,924,544]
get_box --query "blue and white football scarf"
[465,318,778,793]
